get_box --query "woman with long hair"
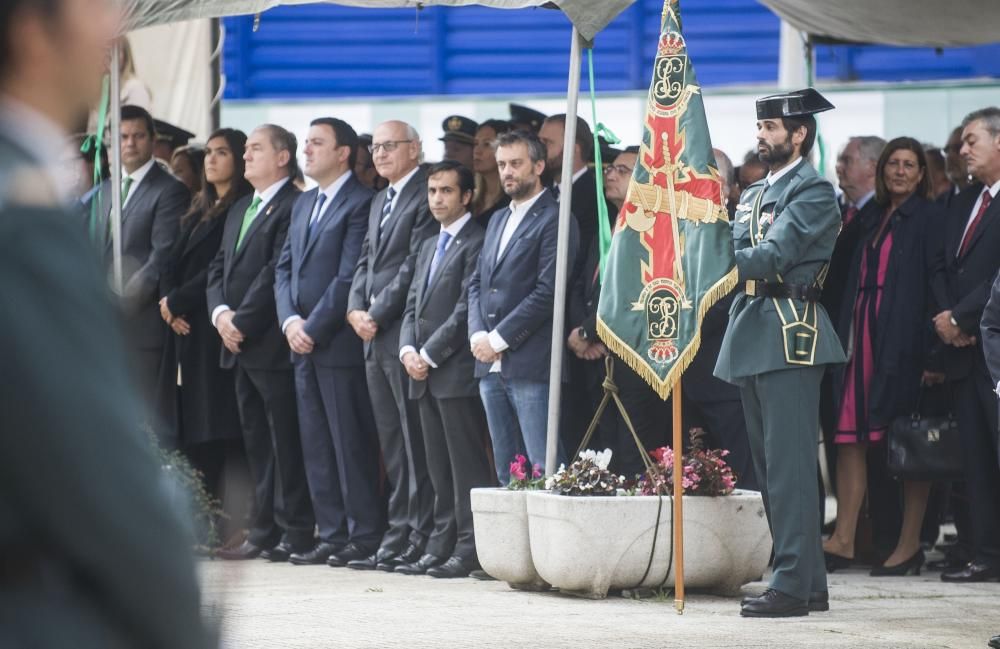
[471,119,512,225]
[157,128,253,537]
[823,137,943,576]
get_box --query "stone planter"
[470,488,549,591]
[526,489,771,599]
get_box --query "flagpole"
[673,382,685,613]
[110,40,124,294]
[544,26,583,477]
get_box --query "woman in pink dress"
[822,137,942,576]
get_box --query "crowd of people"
[71,98,1000,591]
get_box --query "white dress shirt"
[121,157,156,209]
[281,171,354,333]
[553,166,588,197]
[470,187,548,372]
[399,211,473,368]
[384,166,420,215]
[212,176,291,327]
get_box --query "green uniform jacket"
[714,159,847,385]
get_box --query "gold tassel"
[597,266,739,401]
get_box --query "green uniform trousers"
[739,365,827,601]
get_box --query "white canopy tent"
[110,0,636,476]
[760,0,1000,47]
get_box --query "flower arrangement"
[507,454,545,490]
[545,449,625,496]
[638,429,737,497]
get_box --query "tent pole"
[544,26,582,476]
[672,383,685,613]
[110,41,124,294]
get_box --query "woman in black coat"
[157,128,252,503]
[823,137,943,576]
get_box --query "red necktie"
[959,189,993,257]
[843,205,858,226]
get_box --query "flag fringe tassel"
[597,266,740,401]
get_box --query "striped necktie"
[379,187,397,231]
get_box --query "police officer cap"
[756,88,834,120]
[440,115,478,146]
[153,119,195,149]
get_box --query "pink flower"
[509,459,527,481]
[531,464,542,479]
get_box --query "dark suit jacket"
[98,162,190,349]
[928,183,1000,380]
[833,194,942,427]
[821,199,868,334]
[567,168,615,284]
[400,218,485,400]
[0,200,212,648]
[206,180,300,370]
[979,270,1000,393]
[468,189,579,381]
[275,175,373,368]
[348,167,437,356]
[159,210,244,445]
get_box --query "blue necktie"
[427,231,452,286]
[379,187,397,232]
[307,192,328,240]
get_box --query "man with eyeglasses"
[347,120,437,572]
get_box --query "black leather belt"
[745,280,821,301]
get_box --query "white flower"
[595,448,613,470]
[578,449,597,463]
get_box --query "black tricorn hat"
[153,119,195,149]
[756,88,834,120]
[508,103,547,132]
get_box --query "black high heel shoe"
[870,549,925,577]
[824,551,853,572]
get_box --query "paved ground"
[201,559,997,649]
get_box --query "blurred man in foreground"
[0,0,214,646]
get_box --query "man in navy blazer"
[468,130,578,484]
[275,118,383,566]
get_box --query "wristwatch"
[950,316,959,327]
[577,326,589,341]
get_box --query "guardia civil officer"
[714,88,847,618]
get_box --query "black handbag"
[887,387,964,481]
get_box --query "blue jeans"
[478,374,565,484]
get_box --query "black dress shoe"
[740,588,809,618]
[870,549,924,577]
[394,553,444,575]
[328,543,374,568]
[741,590,828,612]
[941,561,1000,583]
[290,542,344,566]
[216,540,266,561]
[988,634,1000,649]
[261,542,299,562]
[927,556,967,572]
[427,556,479,579]
[398,542,425,564]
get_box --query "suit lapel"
[948,188,981,260]
[121,164,159,227]
[222,195,250,284]
[494,200,541,273]
[295,188,318,257]
[483,207,511,280]
[422,222,473,307]
[376,169,424,261]
[959,190,999,259]
[233,181,291,265]
[304,181,352,261]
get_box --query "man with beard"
[715,88,846,618]
[469,130,578,483]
